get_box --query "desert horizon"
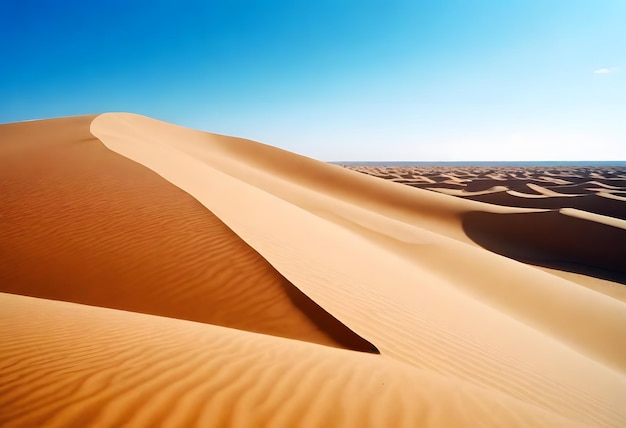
[1,113,624,427]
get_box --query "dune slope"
[0,113,624,427]
[0,116,375,351]
[0,293,584,427]
[91,113,626,427]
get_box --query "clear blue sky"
[1,0,624,160]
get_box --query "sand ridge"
[0,116,375,351]
[1,113,625,426]
[90,113,625,426]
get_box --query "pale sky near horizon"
[1,1,624,161]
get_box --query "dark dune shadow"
[462,211,626,284]
[282,284,379,353]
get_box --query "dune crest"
[0,116,375,351]
[89,113,625,426]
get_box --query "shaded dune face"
[0,117,377,353]
[463,211,626,284]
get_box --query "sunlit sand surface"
[1,114,625,427]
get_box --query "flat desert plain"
[1,113,625,427]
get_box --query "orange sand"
[0,116,374,351]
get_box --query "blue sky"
[1,0,624,160]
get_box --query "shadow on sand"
[462,210,626,285]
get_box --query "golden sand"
[1,114,625,427]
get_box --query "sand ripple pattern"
[0,293,581,427]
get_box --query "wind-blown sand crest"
[1,113,625,427]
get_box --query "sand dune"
[352,166,626,220]
[526,183,584,197]
[1,114,625,427]
[0,293,583,427]
[599,191,626,202]
[351,165,626,291]
[426,185,509,196]
[586,181,626,190]
[472,191,625,219]
[0,116,374,351]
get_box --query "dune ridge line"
[88,113,625,426]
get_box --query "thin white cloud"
[593,67,618,74]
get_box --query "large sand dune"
[0,116,374,351]
[1,114,625,427]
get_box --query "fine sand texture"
[1,114,625,427]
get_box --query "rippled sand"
[1,114,624,427]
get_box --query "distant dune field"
[1,114,625,427]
